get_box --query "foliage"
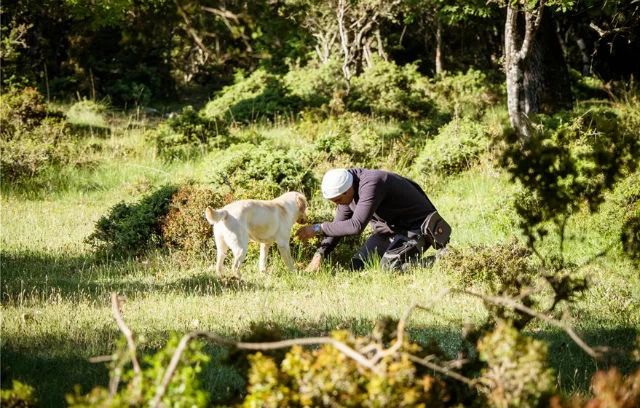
[441,240,539,326]
[347,59,435,120]
[201,69,303,124]
[502,105,640,252]
[149,106,228,161]
[243,329,450,407]
[65,99,111,137]
[415,116,491,177]
[283,59,344,110]
[160,184,230,253]
[203,142,317,200]
[0,380,38,408]
[85,184,178,255]
[66,333,210,408]
[0,87,76,183]
[477,320,555,408]
[429,68,502,119]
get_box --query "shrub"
[440,240,540,326]
[429,69,501,120]
[503,105,640,245]
[477,320,555,408]
[243,329,450,407]
[86,184,178,255]
[161,184,231,253]
[201,69,303,124]
[66,334,210,408]
[0,87,76,183]
[65,99,110,137]
[149,106,228,161]
[283,59,344,110]
[203,142,317,200]
[415,117,490,177]
[1,380,37,408]
[348,59,435,120]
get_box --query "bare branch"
[110,293,142,395]
[456,289,604,359]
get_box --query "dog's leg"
[214,231,228,276]
[259,243,271,273]
[230,246,247,279]
[276,240,296,271]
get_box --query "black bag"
[421,211,451,249]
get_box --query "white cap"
[321,169,353,199]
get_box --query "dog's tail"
[205,207,228,225]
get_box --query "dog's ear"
[296,193,307,213]
[204,207,216,225]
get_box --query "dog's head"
[294,192,308,224]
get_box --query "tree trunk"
[505,4,531,139]
[523,8,573,114]
[435,17,442,74]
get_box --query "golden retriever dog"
[204,191,307,278]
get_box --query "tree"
[503,0,575,140]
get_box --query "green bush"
[201,69,303,124]
[1,380,38,408]
[66,334,210,408]
[348,59,435,120]
[477,320,555,408]
[161,184,230,253]
[440,240,540,326]
[86,184,178,255]
[0,87,76,183]
[429,69,501,120]
[202,142,317,200]
[65,99,110,137]
[283,59,344,110]
[415,117,490,177]
[149,106,228,161]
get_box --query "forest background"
[1,0,639,407]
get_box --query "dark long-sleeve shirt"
[317,168,436,256]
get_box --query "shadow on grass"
[0,249,263,303]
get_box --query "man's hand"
[296,224,317,242]
[305,253,322,272]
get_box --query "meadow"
[1,90,639,407]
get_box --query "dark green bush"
[415,117,490,177]
[1,380,37,408]
[0,87,76,183]
[161,184,230,253]
[149,106,228,161]
[203,142,317,200]
[86,184,178,255]
[201,69,303,124]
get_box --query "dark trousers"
[351,232,428,271]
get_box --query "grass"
[1,110,638,407]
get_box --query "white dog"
[204,191,308,278]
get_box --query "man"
[296,168,448,272]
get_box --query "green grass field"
[1,110,638,407]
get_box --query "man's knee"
[351,257,366,270]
